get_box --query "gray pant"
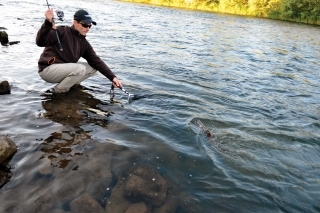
[39,62,97,93]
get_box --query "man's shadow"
[41,87,113,127]
[39,87,116,169]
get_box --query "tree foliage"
[281,0,320,22]
[123,0,320,24]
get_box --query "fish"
[196,119,220,146]
[196,119,212,138]
[85,107,109,116]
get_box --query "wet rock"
[9,41,20,45]
[123,165,168,206]
[70,193,105,213]
[38,158,54,176]
[111,148,139,178]
[0,81,11,95]
[105,178,132,213]
[0,135,17,164]
[87,177,111,203]
[0,31,8,45]
[125,202,150,213]
[106,165,169,213]
[0,164,12,188]
[0,31,20,46]
[0,169,7,186]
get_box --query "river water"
[1,0,320,212]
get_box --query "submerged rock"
[122,165,168,206]
[105,176,132,213]
[70,193,105,213]
[0,81,11,95]
[125,202,150,213]
[106,165,180,213]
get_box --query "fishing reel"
[56,10,64,21]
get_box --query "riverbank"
[120,0,320,26]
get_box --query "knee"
[73,65,87,76]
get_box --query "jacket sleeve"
[82,42,117,82]
[36,19,60,47]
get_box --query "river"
[1,0,320,212]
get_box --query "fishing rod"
[109,84,152,104]
[119,86,134,98]
[45,0,63,51]
[110,84,135,102]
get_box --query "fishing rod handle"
[54,31,63,51]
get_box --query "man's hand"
[112,77,123,88]
[45,8,56,29]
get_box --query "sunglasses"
[78,22,92,29]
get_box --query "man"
[36,9,122,93]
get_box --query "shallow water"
[1,0,320,212]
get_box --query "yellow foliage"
[119,0,319,25]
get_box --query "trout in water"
[196,120,212,137]
[196,120,219,145]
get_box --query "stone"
[105,179,132,213]
[38,158,54,176]
[0,81,11,95]
[123,165,168,206]
[9,41,20,45]
[0,31,8,45]
[0,165,12,188]
[0,31,19,46]
[106,165,169,213]
[70,193,105,213]
[125,202,150,213]
[86,177,112,203]
[0,135,17,164]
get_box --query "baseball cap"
[74,9,96,25]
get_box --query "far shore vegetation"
[121,0,320,25]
